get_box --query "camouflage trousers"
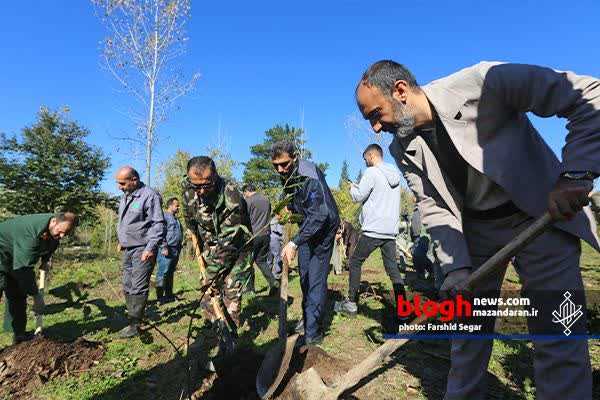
[200,251,252,330]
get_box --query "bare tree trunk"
[145,2,160,186]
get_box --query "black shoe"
[160,295,176,304]
[267,286,279,297]
[295,332,324,348]
[294,319,305,335]
[334,298,358,317]
[156,286,165,304]
[118,324,139,338]
[13,332,35,345]
[306,333,324,346]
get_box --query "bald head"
[49,212,77,240]
[116,166,141,194]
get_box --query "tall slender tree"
[92,0,200,186]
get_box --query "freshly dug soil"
[194,346,349,400]
[0,336,105,399]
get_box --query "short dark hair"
[242,183,256,192]
[187,156,216,174]
[363,143,383,157]
[357,60,418,98]
[271,140,296,159]
[166,197,179,207]
[55,211,78,226]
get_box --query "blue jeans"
[297,226,336,339]
[156,247,180,296]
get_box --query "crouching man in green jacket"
[0,212,76,344]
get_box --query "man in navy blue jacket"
[273,141,340,345]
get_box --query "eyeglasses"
[186,176,215,191]
[272,159,293,170]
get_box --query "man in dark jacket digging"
[273,140,340,346]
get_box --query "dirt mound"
[0,336,105,399]
[194,346,349,400]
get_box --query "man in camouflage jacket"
[182,156,253,337]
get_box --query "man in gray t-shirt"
[242,184,278,295]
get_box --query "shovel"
[256,257,299,399]
[292,195,600,400]
[188,230,237,358]
[34,268,48,335]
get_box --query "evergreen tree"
[339,159,350,188]
[0,107,110,220]
[242,124,328,195]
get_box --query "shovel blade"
[256,334,300,399]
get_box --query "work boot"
[295,332,324,348]
[334,298,358,317]
[118,294,147,339]
[164,281,176,303]
[156,286,165,303]
[394,284,413,324]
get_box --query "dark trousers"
[248,235,278,290]
[122,247,154,296]
[156,247,180,296]
[298,227,336,339]
[348,234,404,302]
[1,273,27,337]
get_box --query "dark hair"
[166,197,179,207]
[357,60,418,98]
[55,211,78,226]
[363,143,383,157]
[242,183,256,192]
[129,168,140,180]
[187,156,216,174]
[271,140,296,159]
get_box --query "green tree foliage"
[0,107,110,220]
[157,149,191,206]
[207,145,237,182]
[400,186,416,216]
[242,124,328,197]
[332,181,360,227]
[339,159,350,188]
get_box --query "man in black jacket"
[273,141,340,345]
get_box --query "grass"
[1,243,599,399]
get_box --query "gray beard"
[392,100,416,139]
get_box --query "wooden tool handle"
[188,229,229,322]
[188,229,207,282]
[278,259,289,340]
[34,269,47,334]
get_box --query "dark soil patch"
[0,336,104,399]
[193,346,350,400]
[276,345,349,399]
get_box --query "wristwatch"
[561,171,597,181]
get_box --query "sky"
[1,1,599,194]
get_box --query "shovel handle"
[465,212,553,290]
[189,230,228,323]
[331,193,600,398]
[34,269,47,334]
[278,259,289,340]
